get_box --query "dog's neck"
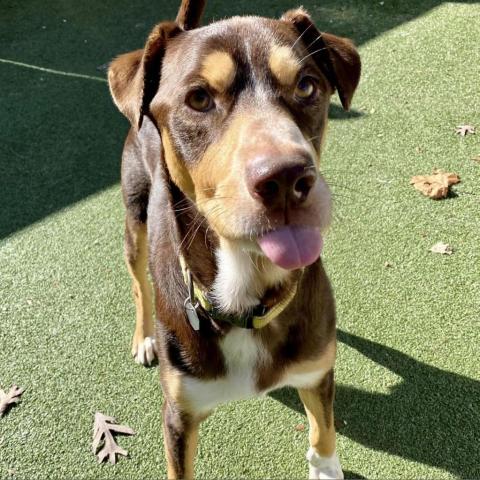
[171,186,291,315]
[210,238,291,314]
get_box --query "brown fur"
[176,0,207,31]
[108,0,360,477]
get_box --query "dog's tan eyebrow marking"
[269,45,301,86]
[200,51,236,92]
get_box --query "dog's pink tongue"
[258,226,323,270]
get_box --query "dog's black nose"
[247,155,317,209]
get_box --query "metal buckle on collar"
[183,270,200,331]
[252,303,269,317]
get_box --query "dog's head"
[109,0,360,270]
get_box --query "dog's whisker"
[291,22,313,49]
[299,46,330,64]
[177,210,206,253]
[305,33,323,50]
[204,225,212,250]
[186,217,208,251]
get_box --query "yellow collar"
[179,256,297,330]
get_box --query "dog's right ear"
[108,22,180,129]
[108,0,207,129]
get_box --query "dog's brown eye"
[294,77,317,100]
[186,88,214,112]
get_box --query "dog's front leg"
[298,370,343,480]
[124,217,156,365]
[163,400,200,480]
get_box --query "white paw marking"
[133,336,157,365]
[306,448,344,480]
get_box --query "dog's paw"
[306,448,344,480]
[132,335,157,365]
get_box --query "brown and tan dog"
[108,0,360,477]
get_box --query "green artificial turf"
[1,1,479,478]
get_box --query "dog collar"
[179,256,297,331]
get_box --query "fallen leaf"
[430,242,453,255]
[472,155,480,163]
[0,385,25,417]
[455,124,475,136]
[294,423,305,431]
[410,169,460,199]
[93,412,135,464]
[384,261,393,268]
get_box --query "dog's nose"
[247,156,317,208]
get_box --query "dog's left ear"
[281,8,361,111]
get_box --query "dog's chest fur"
[182,243,329,415]
[183,327,329,414]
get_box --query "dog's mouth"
[257,225,323,270]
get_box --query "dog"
[108,0,360,477]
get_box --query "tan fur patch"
[298,365,337,458]
[126,223,154,354]
[183,422,199,480]
[300,387,336,457]
[161,128,196,199]
[189,113,251,238]
[162,367,184,404]
[269,45,300,86]
[200,51,236,92]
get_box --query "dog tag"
[184,299,200,331]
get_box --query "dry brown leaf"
[410,169,460,199]
[455,125,475,136]
[0,385,25,417]
[92,412,135,464]
[472,155,480,163]
[294,423,305,431]
[430,242,453,255]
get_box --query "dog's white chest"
[182,329,265,414]
[181,328,329,415]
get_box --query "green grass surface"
[1,1,479,478]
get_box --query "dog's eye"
[186,88,214,112]
[294,77,317,101]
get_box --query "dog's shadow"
[270,329,480,478]
[329,103,365,120]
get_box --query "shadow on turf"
[270,329,480,477]
[1,0,477,240]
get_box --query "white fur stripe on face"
[306,448,344,480]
